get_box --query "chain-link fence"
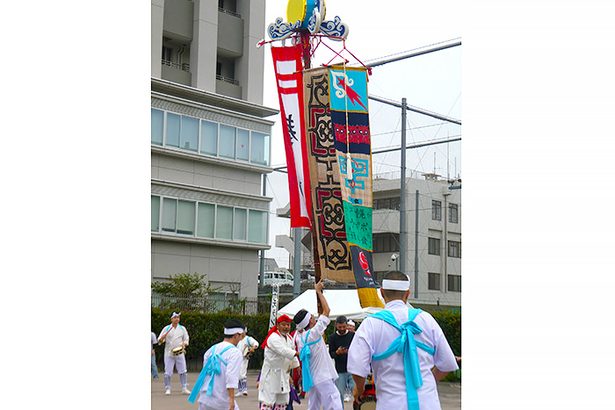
[151,292,259,315]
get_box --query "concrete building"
[274,173,461,307]
[372,174,461,307]
[150,0,276,304]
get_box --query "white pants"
[164,354,187,376]
[307,380,342,410]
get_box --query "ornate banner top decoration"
[267,0,349,41]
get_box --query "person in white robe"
[158,312,191,395]
[293,281,342,410]
[188,319,245,410]
[236,330,259,396]
[347,271,459,410]
[258,314,300,410]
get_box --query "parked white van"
[259,271,294,287]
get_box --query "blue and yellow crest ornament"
[267,0,348,41]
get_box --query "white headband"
[296,314,311,330]
[382,279,410,291]
[171,312,181,319]
[224,327,244,336]
[348,320,355,326]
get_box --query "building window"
[197,203,215,238]
[428,272,441,290]
[166,113,181,147]
[448,241,461,258]
[448,275,461,292]
[200,120,218,156]
[152,109,271,167]
[374,197,400,211]
[151,109,164,146]
[219,125,236,159]
[180,116,199,152]
[432,200,442,221]
[233,208,247,240]
[248,210,267,243]
[216,206,233,240]
[236,129,250,161]
[373,233,400,253]
[177,200,195,235]
[161,198,177,232]
[449,203,459,223]
[428,237,441,255]
[251,132,270,165]
[151,195,160,231]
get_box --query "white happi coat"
[347,300,459,410]
[294,315,339,387]
[158,324,189,357]
[259,331,300,405]
[237,335,259,379]
[199,341,243,410]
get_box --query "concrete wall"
[151,0,164,78]
[217,11,244,57]
[161,64,192,86]
[163,0,194,41]
[236,0,265,103]
[152,239,260,298]
[191,0,218,91]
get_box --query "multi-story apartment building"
[150,0,276,303]
[372,174,461,307]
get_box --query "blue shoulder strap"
[299,329,322,393]
[369,308,435,410]
[188,343,236,404]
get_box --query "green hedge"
[151,308,461,373]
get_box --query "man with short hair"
[328,315,355,405]
[188,319,245,410]
[347,271,459,410]
[293,281,342,410]
[158,312,190,395]
[258,314,300,410]
[236,329,259,396]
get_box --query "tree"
[151,273,220,312]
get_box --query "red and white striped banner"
[271,45,312,228]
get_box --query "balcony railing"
[216,74,239,86]
[161,60,190,73]
[219,7,241,18]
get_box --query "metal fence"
[151,293,260,315]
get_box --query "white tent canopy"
[278,289,385,321]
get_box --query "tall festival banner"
[302,68,354,283]
[328,66,383,308]
[271,45,312,228]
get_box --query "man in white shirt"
[347,271,459,410]
[158,312,191,395]
[258,314,300,410]
[293,281,342,410]
[236,329,259,396]
[188,319,245,410]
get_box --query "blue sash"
[370,308,435,410]
[299,329,322,392]
[188,343,236,404]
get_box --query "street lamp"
[391,253,400,271]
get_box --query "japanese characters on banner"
[328,66,383,308]
[271,45,312,228]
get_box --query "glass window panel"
[250,132,269,165]
[151,196,160,231]
[166,113,180,147]
[233,208,247,240]
[449,203,459,223]
[161,198,177,232]
[248,210,266,243]
[197,203,215,238]
[428,272,441,290]
[201,121,218,155]
[428,238,440,255]
[216,206,233,239]
[219,125,236,159]
[151,109,164,145]
[390,197,400,211]
[236,129,250,161]
[432,200,442,220]
[180,116,199,152]
[177,200,195,235]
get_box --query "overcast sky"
[261,0,462,268]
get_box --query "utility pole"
[414,190,420,299]
[399,98,408,275]
[259,174,266,290]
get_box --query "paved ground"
[152,370,460,410]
